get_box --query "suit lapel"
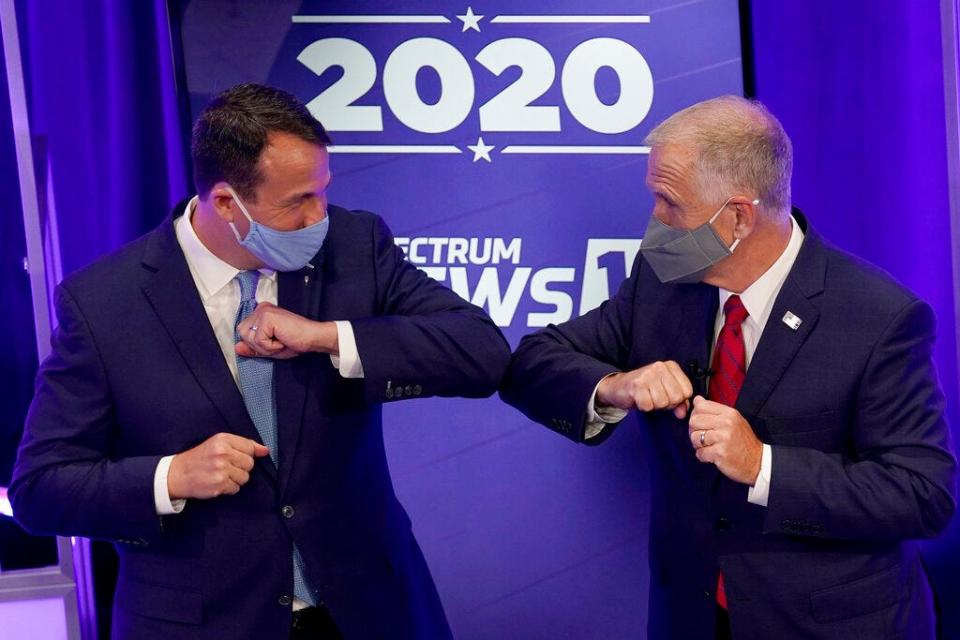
[140,208,277,484]
[276,248,326,495]
[736,281,819,429]
[735,210,827,436]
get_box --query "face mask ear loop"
[225,186,254,242]
[729,199,760,251]
[708,195,736,225]
[709,195,749,252]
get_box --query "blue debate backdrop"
[175,1,746,637]
[7,0,957,638]
[178,0,745,343]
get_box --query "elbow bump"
[472,342,511,397]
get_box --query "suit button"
[278,595,292,606]
[716,517,730,531]
[703,590,711,598]
[404,385,413,396]
[281,505,295,519]
[413,385,422,396]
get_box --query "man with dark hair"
[501,96,956,639]
[10,83,510,639]
[191,83,333,199]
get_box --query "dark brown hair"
[191,83,332,201]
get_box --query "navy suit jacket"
[501,210,956,639]
[10,202,510,639]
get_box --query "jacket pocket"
[763,411,845,449]
[115,576,203,624]
[810,563,906,623]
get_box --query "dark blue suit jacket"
[501,211,956,639]
[10,202,510,639]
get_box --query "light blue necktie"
[234,270,316,607]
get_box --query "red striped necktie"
[707,294,749,609]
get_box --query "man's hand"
[596,360,694,419]
[688,396,763,485]
[235,302,338,359]
[167,433,270,500]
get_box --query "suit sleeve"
[350,215,511,403]
[9,284,165,545]
[765,299,957,540]
[499,253,640,444]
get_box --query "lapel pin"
[782,311,802,330]
[304,262,315,286]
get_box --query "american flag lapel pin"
[782,311,802,330]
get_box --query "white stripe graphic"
[491,15,650,24]
[292,15,451,24]
[501,145,651,154]
[328,145,462,154]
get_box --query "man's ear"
[732,198,759,240]
[208,184,235,223]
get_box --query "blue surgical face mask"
[226,186,329,272]
[639,196,758,284]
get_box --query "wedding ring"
[699,430,706,447]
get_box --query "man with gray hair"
[501,95,956,639]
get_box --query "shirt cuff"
[154,455,186,515]
[747,443,772,507]
[584,375,629,439]
[330,321,364,379]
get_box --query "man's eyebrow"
[280,191,315,205]
[649,184,678,202]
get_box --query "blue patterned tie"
[234,270,316,607]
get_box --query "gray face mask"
[639,197,758,284]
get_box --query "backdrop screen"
[173,1,747,636]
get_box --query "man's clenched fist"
[596,360,694,419]
[167,432,270,500]
[688,396,763,485]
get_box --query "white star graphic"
[467,136,495,162]
[456,6,484,32]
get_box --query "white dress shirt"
[587,216,805,507]
[153,197,364,515]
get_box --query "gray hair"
[644,95,793,215]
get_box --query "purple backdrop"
[751,2,960,634]
[5,0,957,638]
[175,1,745,637]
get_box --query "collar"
[174,196,277,302]
[719,214,805,327]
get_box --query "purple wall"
[750,0,960,634]
[174,2,745,637]
[4,1,957,638]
